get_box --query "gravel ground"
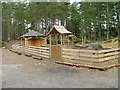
[2,49,119,88]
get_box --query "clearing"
[2,49,119,88]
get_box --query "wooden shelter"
[47,25,72,46]
[20,30,46,47]
[47,25,72,59]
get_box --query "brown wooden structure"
[11,44,120,70]
[47,25,72,60]
[47,25,72,46]
[20,30,46,47]
[12,44,120,63]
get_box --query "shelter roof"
[20,30,45,38]
[47,25,72,35]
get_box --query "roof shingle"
[20,30,45,38]
[47,25,72,35]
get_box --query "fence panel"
[12,45,50,59]
[98,48,120,62]
[11,44,120,62]
[62,48,120,62]
[27,46,50,59]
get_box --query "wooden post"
[25,38,27,47]
[49,35,51,47]
[60,34,62,47]
[49,35,52,59]
[56,34,58,46]
[62,34,64,45]
[97,50,99,62]
[68,35,69,47]
[20,38,22,46]
[82,36,83,45]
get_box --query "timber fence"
[11,45,49,59]
[11,44,120,62]
[62,48,120,63]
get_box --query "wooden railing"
[11,44,120,62]
[62,48,120,62]
[24,46,49,59]
[11,45,50,59]
[98,48,120,62]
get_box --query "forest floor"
[75,37,119,48]
[2,49,119,88]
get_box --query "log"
[14,51,18,53]
[103,64,120,69]
[55,61,120,71]
[17,52,21,55]
[32,56,43,60]
[9,49,13,52]
[25,53,32,57]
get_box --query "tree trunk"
[106,2,109,42]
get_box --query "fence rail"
[11,44,120,62]
[62,48,120,62]
[12,45,50,59]
[25,46,49,59]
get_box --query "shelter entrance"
[49,33,63,60]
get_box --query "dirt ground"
[2,49,119,88]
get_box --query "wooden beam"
[49,35,51,47]
[56,34,58,45]
[49,35,52,58]
[20,38,22,46]
[60,34,62,46]
[25,38,27,47]
[55,61,120,71]
[62,48,98,53]
[68,34,69,47]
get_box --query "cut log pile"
[55,61,120,71]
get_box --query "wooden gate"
[50,46,62,60]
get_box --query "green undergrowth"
[0,40,6,48]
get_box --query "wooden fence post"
[60,34,62,46]
[49,35,51,59]
[98,50,100,62]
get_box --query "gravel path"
[2,49,119,88]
